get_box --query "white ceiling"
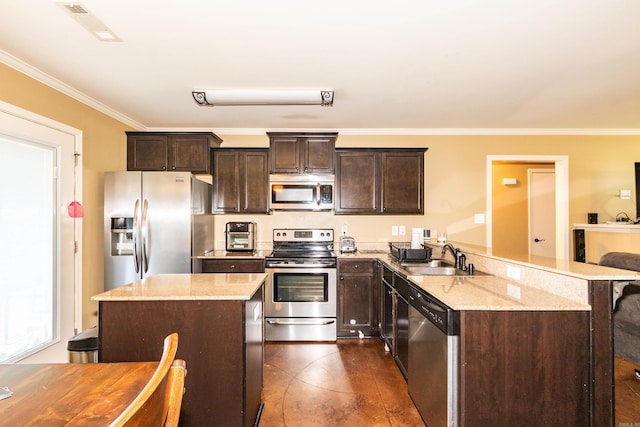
[1,0,640,134]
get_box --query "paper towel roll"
[411,228,424,249]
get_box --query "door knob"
[534,238,545,242]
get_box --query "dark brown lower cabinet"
[98,286,264,427]
[201,258,265,273]
[458,310,590,426]
[337,259,379,337]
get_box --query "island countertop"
[92,273,267,301]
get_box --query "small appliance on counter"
[225,222,256,252]
[339,235,357,254]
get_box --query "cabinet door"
[269,135,300,173]
[202,259,265,273]
[127,134,168,171]
[240,150,269,213]
[394,275,409,380]
[381,151,424,214]
[303,136,335,174]
[337,259,378,337]
[334,151,379,214]
[168,135,211,173]
[213,151,240,213]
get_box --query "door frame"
[486,155,569,260]
[0,100,83,334]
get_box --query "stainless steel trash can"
[67,327,98,363]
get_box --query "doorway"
[486,155,569,260]
[0,101,82,363]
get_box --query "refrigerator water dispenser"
[110,217,134,256]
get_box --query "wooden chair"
[109,333,187,427]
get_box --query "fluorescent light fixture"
[192,90,334,107]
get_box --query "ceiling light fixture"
[192,90,334,107]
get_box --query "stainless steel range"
[265,228,337,341]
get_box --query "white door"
[529,169,556,258]
[0,101,81,363]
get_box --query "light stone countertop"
[405,273,589,311]
[92,273,267,301]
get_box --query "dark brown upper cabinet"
[267,132,337,174]
[212,149,269,214]
[126,132,222,174]
[334,148,426,215]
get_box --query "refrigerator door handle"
[133,199,141,273]
[141,199,150,273]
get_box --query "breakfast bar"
[92,273,266,427]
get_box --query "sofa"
[599,252,640,365]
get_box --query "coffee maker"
[225,222,256,252]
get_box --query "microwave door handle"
[316,182,320,206]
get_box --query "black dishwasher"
[408,285,459,427]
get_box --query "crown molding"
[4,50,639,137]
[0,50,145,130]
[148,127,640,136]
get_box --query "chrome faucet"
[441,243,467,271]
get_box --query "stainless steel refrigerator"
[104,171,214,290]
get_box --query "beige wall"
[3,63,640,327]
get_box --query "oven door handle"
[266,319,336,326]
[265,262,337,268]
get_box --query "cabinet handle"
[354,264,359,269]
[340,276,344,280]
[231,265,235,269]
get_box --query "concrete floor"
[259,339,640,427]
[260,339,425,426]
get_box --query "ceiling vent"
[56,2,121,42]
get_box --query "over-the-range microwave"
[269,174,334,211]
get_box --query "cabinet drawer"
[339,259,375,274]
[202,259,265,273]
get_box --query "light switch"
[391,226,398,236]
[620,189,631,200]
[399,226,406,236]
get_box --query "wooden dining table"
[0,361,158,426]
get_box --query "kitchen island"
[343,244,640,426]
[92,273,266,427]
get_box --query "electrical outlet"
[399,225,406,236]
[391,226,398,236]
[341,224,348,235]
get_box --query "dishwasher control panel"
[409,286,459,335]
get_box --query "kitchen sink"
[400,260,491,276]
